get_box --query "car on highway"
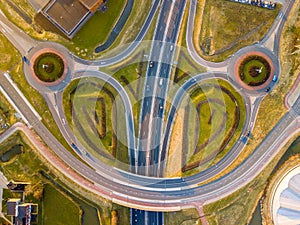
[247,131,251,137]
[149,61,154,68]
[159,78,163,86]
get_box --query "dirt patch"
[166,109,184,177]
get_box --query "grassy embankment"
[99,0,154,55]
[63,78,129,166]
[0,91,17,134]
[202,133,299,225]
[166,79,246,177]
[262,137,300,224]
[194,0,281,62]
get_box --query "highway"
[136,0,186,177]
[134,0,186,222]
[0,0,298,218]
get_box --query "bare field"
[195,0,281,62]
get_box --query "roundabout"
[233,49,276,91]
[30,48,68,86]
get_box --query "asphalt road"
[186,0,295,69]
[74,0,161,67]
[133,0,186,222]
[136,0,187,178]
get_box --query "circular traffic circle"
[30,48,68,87]
[233,50,275,91]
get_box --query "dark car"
[149,61,154,68]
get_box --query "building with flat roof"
[7,181,30,192]
[37,0,105,38]
[7,199,21,217]
[7,199,38,225]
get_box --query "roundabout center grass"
[33,52,64,82]
[239,56,271,86]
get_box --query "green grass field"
[101,0,154,54]
[0,132,55,224]
[239,56,271,86]
[0,130,129,225]
[63,78,129,166]
[70,0,126,57]
[168,79,246,175]
[110,61,147,137]
[165,208,200,225]
[243,59,266,79]
[43,184,80,225]
[33,52,64,82]
[196,0,281,62]
[172,51,207,85]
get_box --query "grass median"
[166,79,246,177]
[63,78,129,166]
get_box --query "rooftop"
[7,199,21,216]
[42,0,90,35]
[79,0,104,11]
[272,166,300,225]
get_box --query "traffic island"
[239,55,271,86]
[30,49,68,86]
[234,51,275,91]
